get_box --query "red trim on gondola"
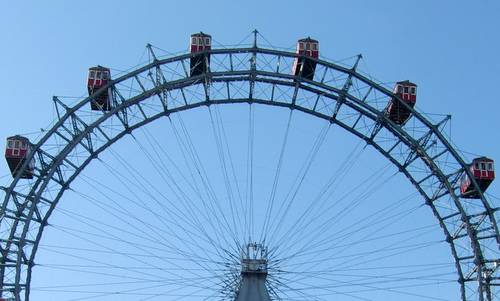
[460,157,495,198]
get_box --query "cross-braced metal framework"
[0,35,499,301]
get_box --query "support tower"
[235,243,271,301]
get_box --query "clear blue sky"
[0,1,499,300]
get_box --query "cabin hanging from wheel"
[190,32,211,76]
[87,66,111,111]
[460,157,495,198]
[385,80,417,125]
[292,37,319,80]
[5,135,35,179]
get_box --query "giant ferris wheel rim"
[0,44,498,301]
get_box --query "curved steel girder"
[0,74,486,298]
[0,80,486,300]
[1,91,471,299]
[0,86,480,298]
[22,100,468,300]
[0,46,497,301]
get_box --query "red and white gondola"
[190,32,211,76]
[87,66,111,111]
[460,157,495,198]
[5,135,35,179]
[292,37,319,80]
[385,80,417,125]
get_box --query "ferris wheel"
[0,31,498,301]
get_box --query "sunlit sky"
[0,1,499,300]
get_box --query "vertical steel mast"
[235,243,271,301]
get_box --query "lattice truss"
[0,44,498,301]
